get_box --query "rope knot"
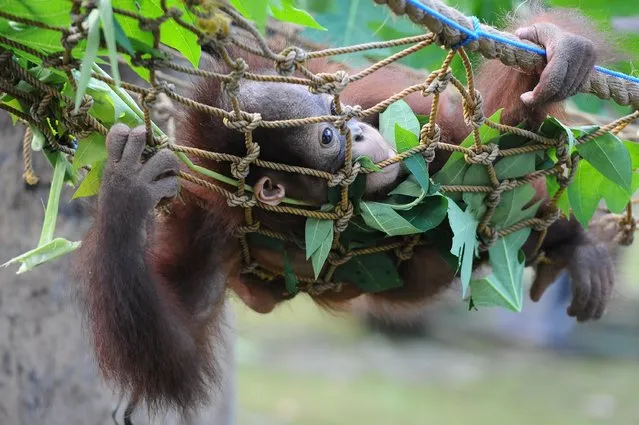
[329,162,361,187]
[141,88,160,109]
[334,202,354,233]
[478,228,498,252]
[309,71,349,96]
[235,221,261,236]
[222,58,248,97]
[464,143,499,165]
[223,111,262,132]
[486,179,514,207]
[555,134,571,164]
[62,27,82,50]
[327,251,353,267]
[335,105,362,129]
[423,71,452,95]
[227,192,257,208]
[63,95,94,134]
[276,46,307,76]
[305,280,343,296]
[30,93,54,122]
[230,142,260,179]
[420,123,441,163]
[462,89,485,128]
[394,235,421,262]
[557,153,580,187]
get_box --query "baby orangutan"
[74,8,616,418]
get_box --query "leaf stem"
[38,152,66,246]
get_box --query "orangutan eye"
[321,127,335,146]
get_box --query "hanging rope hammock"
[1,0,637,309]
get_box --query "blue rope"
[451,16,480,50]
[404,0,639,84]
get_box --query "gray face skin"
[236,82,401,200]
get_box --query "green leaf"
[460,163,490,219]
[72,133,107,172]
[333,253,403,292]
[567,146,637,222]
[447,200,479,295]
[539,117,575,152]
[624,141,639,170]
[491,184,537,228]
[2,238,81,274]
[438,109,503,172]
[328,175,366,206]
[0,95,22,124]
[75,9,101,113]
[576,132,632,193]
[416,114,430,128]
[282,251,299,295]
[432,159,468,201]
[340,219,383,248]
[469,271,519,312]
[113,17,134,55]
[462,164,490,186]
[305,218,333,259]
[30,126,46,151]
[379,100,419,149]
[380,192,426,211]
[394,122,419,151]
[395,124,430,192]
[356,156,382,172]
[4,150,81,273]
[269,0,326,30]
[310,233,332,279]
[0,1,70,54]
[601,174,639,213]
[230,0,269,32]
[113,0,201,68]
[400,195,448,232]
[546,176,571,218]
[360,201,422,236]
[434,110,504,199]
[568,160,604,228]
[99,0,120,85]
[43,150,78,185]
[388,175,422,198]
[64,72,143,127]
[494,153,536,179]
[481,228,530,312]
[40,152,67,245]
[73,160,106,199]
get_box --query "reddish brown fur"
[74,5,613,414]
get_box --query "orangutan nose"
[347,121,364,142]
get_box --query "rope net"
[1,0,638,297]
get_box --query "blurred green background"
[233,1,639,424]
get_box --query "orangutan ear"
[255,176,286,206]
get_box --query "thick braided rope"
[374,0,639,110]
